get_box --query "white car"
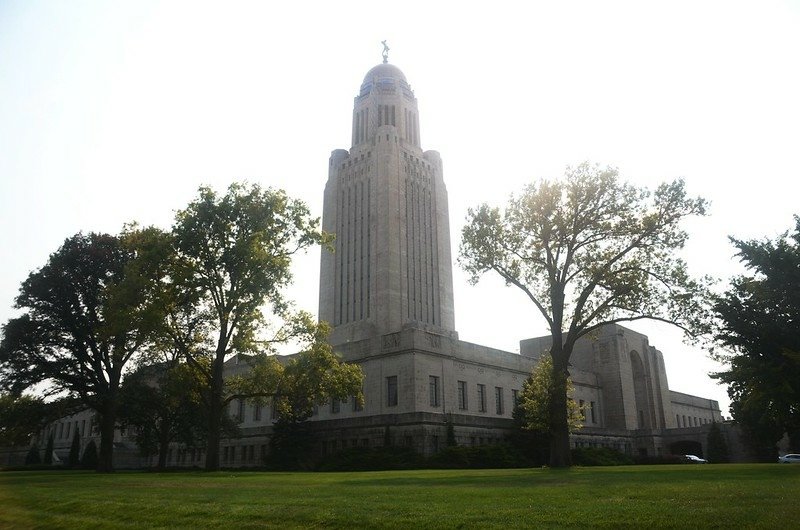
[778,454,800,463]
[684,454,708,464]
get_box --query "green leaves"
[712,216,800,455]
[518,354,584,434]
[459,162,709,467]
[459,162,710,342]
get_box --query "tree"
[0,394,48,447]
[262,325,363,469]
[68,430,81,467]
[81,439,98,469]
[460,163,708,467]
[706,422,729,463]
[166,183,355,470]
[270,325,364,423]
[43,434,54,465]
[0,233,162,472]
[712,217,800,455]
[518,354,584,436]
[25,444,40,465]
[118,361,208,470]
[445,415,457,447]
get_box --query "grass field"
[1,464,798,528]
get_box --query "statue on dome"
[381,40,390,63]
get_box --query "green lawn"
[0,465,797,528]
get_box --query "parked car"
[684,454,708,463]
[778,454,800,463]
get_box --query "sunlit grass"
[1,465,797,528]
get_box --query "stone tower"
[319,60,456,345]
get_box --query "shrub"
[633,454,686,465]
[571,447,633,466]
[263,420,316,471]
[25,444,41,465]
[428,444,529,469]
[68,432,81,467]
[81,440,98,469]
[317,446,423,471]
[44,435,54,465]
[706,422,730,463]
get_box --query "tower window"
[429,376,440,407]
[495,387,504,415]
[387,376,398,407]
[458,381,467,410]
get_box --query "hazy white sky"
[2,1,799,415]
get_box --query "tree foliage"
[0,394,48,446]
[460,163,708,467]
[68,430,81,467]
[518,354,584,434]
[43,434,54,465]
[118,360,209,469]
[706,422,730,463]
[0,232,162,471]
[712,216,800,455]
[271,323,364,423]
[155,183,359,470]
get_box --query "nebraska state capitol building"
[24,57,725,468]
[298,57,722,457]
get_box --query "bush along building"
[10,56,735,469]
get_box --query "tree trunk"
[97,402,118,472]
[157,420,170,470]
[204,353,226,471]
[548,339,572,468]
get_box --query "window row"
[677,414,712,427]
[381,376,520,415]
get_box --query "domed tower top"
[351,49,421,151]
[321,46,456,344]
[361,63,408,87]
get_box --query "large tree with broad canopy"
[459,163,709,467]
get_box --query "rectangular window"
[676,414,680,426]
[590,401,596,424]
[512,389,519,408]
[237,399,245,421]
[429,376,440,407]
[387,376,398,407]
[331,399,340,414]
[352,395,363,412]
[253,403,262,421]
[457,380,468,410]
[477,384,486,412]
[495,387,504,415]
